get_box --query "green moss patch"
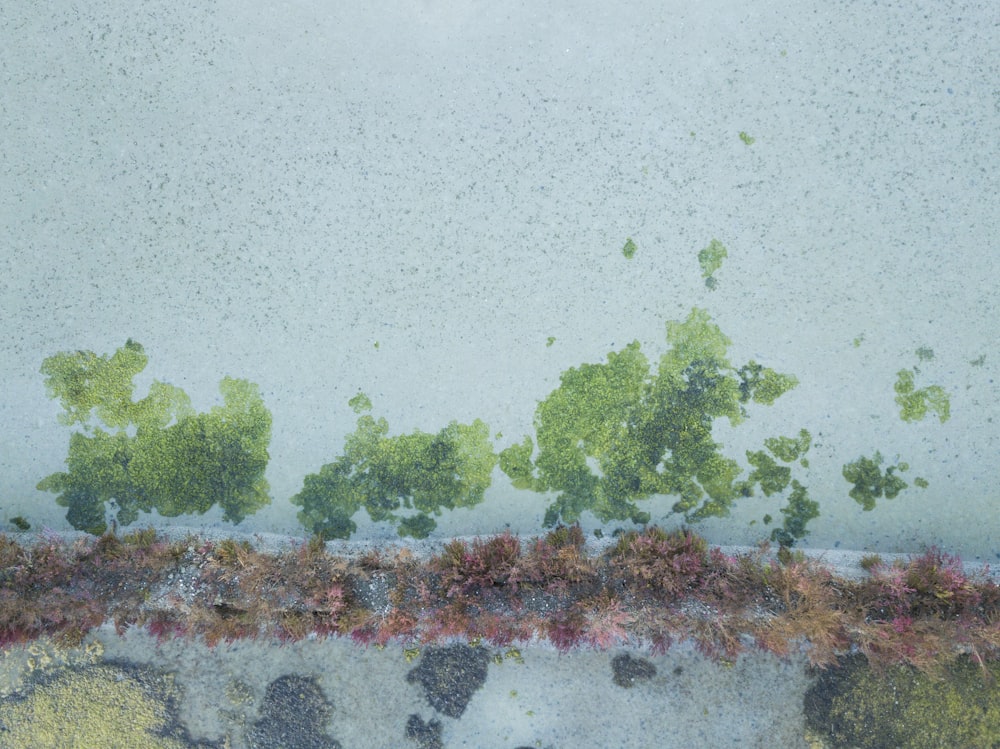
[292,395,496,540]
[499,307,812,543]
[805,655,1000,749]
[37,340,271,534]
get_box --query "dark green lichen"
[746,451,791,496]
[292,395,497,540]
[37,341,271,534]
[842,452,909,511]
[772,480,819,547]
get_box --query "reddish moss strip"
[1,526,998,675]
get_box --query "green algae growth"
[842,452,910,511]
[499,307,814,542]
[37,340,272,534]
[894,368,950,423]
[698,239,727,289]
[292,394,497,540]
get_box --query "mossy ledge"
[1,526,998,678]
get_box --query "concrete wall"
[2,0,997,557]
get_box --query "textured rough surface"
[1,0,997,560]
[1,632,816,749]
[406,644,491,718]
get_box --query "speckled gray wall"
[2,0,998,555]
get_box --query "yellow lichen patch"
[225,678,255,706]
[0,663,191,748]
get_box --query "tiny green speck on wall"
[739,131,755,145]
[698,239,727,289]
[622,238,637,259]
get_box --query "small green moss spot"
[10,516,30,531]
[622,238,637,259]
[746,450,791,496]
[764,429,811,463]
[894,369,950,423]
[739,131,755,145]
[348,392,372,414]
[859,553,883,571]
[504,647,524,664]
[970,354,986,367]
[698,239,727,284]
[546,336,556,347]
[914,477,929,488]
[915,347,934,362]
[852,334,865,348]
[771,481,819,545]
[843,452,909,510]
